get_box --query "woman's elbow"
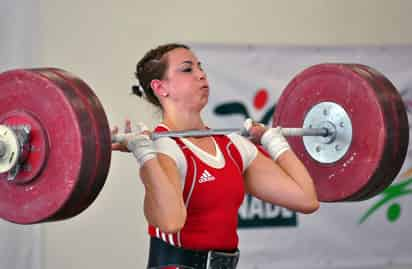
[156,211,187,233]
[158,221,184,233]
[298,199,320,214]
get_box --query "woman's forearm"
[140,158,187,232]
[276,150,320,209]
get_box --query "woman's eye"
[182,67,192,73]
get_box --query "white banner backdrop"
[192,44,412,269]
[0,1,42,269]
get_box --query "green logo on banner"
[359,173,412,224]
[214,88,297,228]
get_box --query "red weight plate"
[0,69,92,224]
[44,68,111,219]
[29,69,98,221]
[274,64,392,202]
[346,64,409,200]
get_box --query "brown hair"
[132,43,190,108]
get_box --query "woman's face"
[161,48,209,112]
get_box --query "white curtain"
[0,1,42,269]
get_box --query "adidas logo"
[198,170,216,183]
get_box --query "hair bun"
[131,85,143,97]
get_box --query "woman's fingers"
[124,119,132,133]
[111,121,152,152]
[111,126,119,135]
[111,143,128,151]
[111,124,129,152]
[249,125,267,144]
[243,118,267,144]
[136,122,151,137]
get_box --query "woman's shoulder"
[226,132,258,171]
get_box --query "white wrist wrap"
[127,134,156,166]
[261,127,291,160]
[117,123,157,166]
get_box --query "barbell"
[0,64,408,224]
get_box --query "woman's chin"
[200,98,209,110]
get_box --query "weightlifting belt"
[147,237,240,269]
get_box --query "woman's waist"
[147,236,240,269]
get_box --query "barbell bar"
[111,127,331,142]
[0,63,408,224]
[0,126,330,176]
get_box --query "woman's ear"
[150,79,169,97]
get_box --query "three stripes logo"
[198,170,216,183]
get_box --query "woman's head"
[134,43,209,114]
[133,43,190,108]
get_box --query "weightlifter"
[111,43,319,269]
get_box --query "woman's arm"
[111,121,186,232]
[243,120,319,214]
[140,154,187,233]
[244,150,319,214]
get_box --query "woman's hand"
[242,118,267,144]
[111,120,132,152]
[242,118,319,213]
[243,118,290,160]
[111,120,156,166]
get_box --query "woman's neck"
[162,110,205,131]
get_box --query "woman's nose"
[196,69,207,80]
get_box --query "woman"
[112,43,319,269]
